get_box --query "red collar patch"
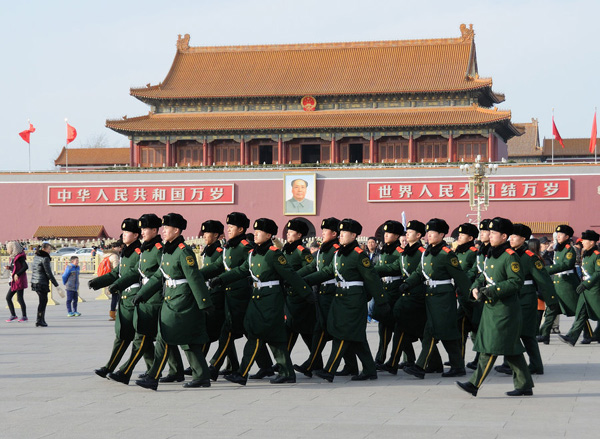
[134,248,141,254]
[216,247,223,253]
[354,247,364,254]
[155,243,163,249]
[525,250,535,257]
[505,248,515,255]
[178,243,186,249]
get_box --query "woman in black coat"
[30,243,61,327]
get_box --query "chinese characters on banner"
[48,184,234,206]
[367,179,570,202]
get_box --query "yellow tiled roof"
[54,147,130,166]
[33,225,109,239]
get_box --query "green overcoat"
[376,241,403,308]
[579,248,600,321]
[88,241,141,341]
[515,246,550,337]
[548,242,579,316]
[200,241,226,342]
[472,243,525,355]
[282,240,315,334]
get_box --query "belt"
[124,283,141,292]
[382,276,402,284]
[252,280,279,289]
[322,279,337,285]
[425,279,454,288]
[336,281,364,289]
[165,278,188,288]
[555,269,575,277]
[523,280,534,286]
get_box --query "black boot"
[36,312,48,327]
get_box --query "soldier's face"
[489,230,507,247]
[203,232,218,246]
[405,229,421,245]
[339,231,356,245]
[457,233,473,245]
[227,224,244,239]
[509,234,526,249]
[254,230,271,245]
[427,231,444,246]
[291,180,307,201]
[162,226,179,243]
[479,230,490,243]
[287,230,302,242]
[582,239,596,251]
[141,227,158,242]
[384,232,399,244]
[122,231,139,245]
[321,228,336,242]
[556,232,569,244]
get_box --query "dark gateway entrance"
[259,145,273,164]
[349,143,364,163]
[302,144,321,164]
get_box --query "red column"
[448,134,455,162]
[277,137,282,164]
[408,135,416,163]
[240,138,246,165]
[202,139,208,166]
[129,140,134,166]
[369,136,374,163]
[487,132,494,162]
[207,141,214,166]
[165,140,172,167]
[331,137,336,163]
[373,138,379,163]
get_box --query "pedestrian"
[62,256,81,316]
[30,242,62,326]
[134,213,214,390]
[456,217,534,397]
[5,241,29,322]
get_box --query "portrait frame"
[283,173,317,216]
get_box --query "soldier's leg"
[324,339,350,374]
[539,303,560,337]
[268,342,295,379]
[375,321,393,364]
[505,353,534,391]
[300,329,329,372]
[415,327,438,369]
[468,352,497,389]
[146,335,173,381]
[210,322,236,370]
[254,343,274,369]
[286,328,299,353]
[118,333,153,379]
[565,295,588,342]
[341,349,359,374]
[353,340,377,376]
[459,315,475,361]
[183,344,211,382]
[441,338,465,369]
[104,337,132,372]
[388,331,407,369]
[522,335,543,373]
[582,319,594,340]
[166,345,184,377]
[238,338,265,380]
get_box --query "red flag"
[552,116,565,148]
[66,123,77,144]
[18,123,36,144]
[590,112,597,153]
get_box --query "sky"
[2,0,599,172]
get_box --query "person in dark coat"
[30,242,61,327]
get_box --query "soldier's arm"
[88,267,120,289]
[299,248,314,268]
[219,258,250,284]
[582,254,600,289]
[485,254,524,302]
[180,249,212,310]
[296,256,317,277]
[272,252,313,300]
[547,247,576,274]
[111,270,140,291]
[199,257,225,279]
[358,253,386,305]
[446,251,471,299]
[374,250,403,276]
[303,259,334,286]
[403,263,424,288]
[528,253,557,298]
[135,268,164,301]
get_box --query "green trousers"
[117,333,155,378]
[164,343,184,377]
[566,295,598,341]
[469,352,534,391]
[416,327,463,370]
[104,337,132,372]
[148,335,209,382]
[325,339,376,376]
[238,339,293,379]
[539,303,561,337]
[499,335,544,374]
[299,329,357,373]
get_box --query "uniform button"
[202,298,206,301]
[143,259,146,262]
[167,262,170,266]
[491,265,494,268]
[335,294,339,297]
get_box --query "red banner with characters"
[48,184,234,206]
[368,179,570,202]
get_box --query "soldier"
[90,218,143,380]
[456,217,534,397]
[402,218,471,379]
[544,225,594,343]
[133,213,213,390]
[454,223,479,364]
[373,220,405,368]
[282,219,316,358]
[559,230,600,345]
[295,218,358,377]
[374,220,443,375]
[210,218,315,385]
[200,212,274,380]
[495,224,549,375]
[304,218,388,382]
[104,214,184,385]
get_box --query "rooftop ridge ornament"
[460,24,475,41]
[177,34,191,52]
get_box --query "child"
[62,256,81,317]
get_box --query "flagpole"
[28,119,31,173]
[65,118,69,173]
[595,107,597,165]
[551,109,554,165]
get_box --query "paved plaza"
[2,275,600,439]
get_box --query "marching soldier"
[90,218,143,380]
[133,213,213,390]
[304,218,388,382]
[495,224,548,375]
[295,218,358,377]
[282,219,316,357]
[373,220,405,368]
[210,218,315,385]
[544,225,594,343]
[402,218,471,379]
[104,214,184,385]
[456,217,534,397]
[559,230,600,345]
[374,220,443,375]
[200,212,274,380]
[454,223,479,364]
